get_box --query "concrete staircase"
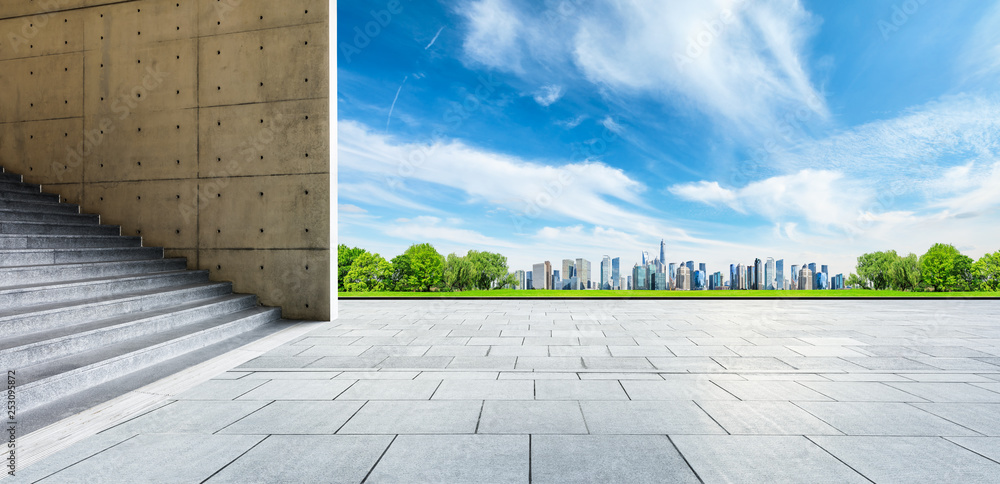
[0,166,286,428]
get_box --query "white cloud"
[533,84,563,106]
[459,0,524,71]
[339,204,367,213]
[384,216,518,249]
[556,114,587,129]
[601,116,624,135]
[338,120,669,236]
[668,181,737,206]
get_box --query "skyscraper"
[730,264,737,290]
[575,258,591,289]
[562,259,575,280]
[821,265,829,276]
[659,239,666,268]
[552,270,560,290]
[798,266,813,290]
[600,256,611,290]
[699,262,707,274]
[676,265,691,290]
[808,263,817,277]
[532,261,552,290]
[765,257,775,290]
[514,270,525,290]
[754,258,763,290]
[626,275,632,290]
[694,270,706,290]
[790,265,799,290]
[526,271,533,290]
[685,261,695,274]
[776,259,784,290]
[668,263,677,290]
[612,257,620,290]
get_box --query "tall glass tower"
[765,257,775,290]
[776,259,784,290]
[611,257,620,290]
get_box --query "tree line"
[338,243,516,292]
[847,243,1000,292]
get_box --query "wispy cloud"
[425,26,445,50]
[556,114,587,129]
[533,84,563,106]
[385,75,409,133]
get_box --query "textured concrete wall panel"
[0,53,83,122]
[83,179,199,247]
[198,248,329,320]
[83,109,198,182]
[198,174,328,249]
[0,1,124,20]
[84,38,198,115]
[0,117,84,184]
[0,9,83,61]
[83,0,197,50]
[198,0,327,36]
[199,22,328,107]
[198,99,328,177]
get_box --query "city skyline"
[338,1,1000,277]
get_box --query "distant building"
[612,257,621,290]
[753,258,763,290]
[514,270,526,290]
[676,265,691,290]
[633,264,647,290]
[552,270,560,290]
[576,258,591,289]
[659,240,666,270]
[652,271,668,290]
[776,259,784,290]
[668,263,677,289]
[730,264,737,290]
[765,257,775,290]
[526,270,533,290]
[600,256,611,290]
[532,261,552,290]
[798,266,814,290]
[626,275,632,290]
[693,270,706,290]
[562,259,576,280]
[808,263,817,277]
[790,265,799,290]
[816,271,829,290]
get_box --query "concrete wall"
[0,0,330,320]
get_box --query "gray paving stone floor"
[16,299,1000,483]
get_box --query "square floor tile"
[697,401,843,435]
[810,436,1000,483]
[218,401,364,434]
[478,401,588,434]
[205,435,392,483]
[338,401,481,434]
[531,435,700,483]
[368,435,528,484]
[580,401,725,434]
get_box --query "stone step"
[0,293,258,369]
[0,246,163,266]
[0,189,60,204]
[0,198,80,214]
[0,281,234,338]
[0,208,99,225]
[0,170,22,183]
[0,269,209,308]
[0,234,141,249]
[0,179,43,194]
[0,220,121,236]
[0,258,188,286]
[15,305,281,412]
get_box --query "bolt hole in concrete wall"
[0,0,332,319]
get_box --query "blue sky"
[337,0,1000,279]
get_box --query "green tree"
[973,250,1000,292]
[466,250,513,289]
[888,253,921,291]
[388,253,415,291]
[343,251,392,292]
[855,250,898,290]
[401,243,445,291]
[337,244,367,292]
[845,273,866,289]
[443,253,474,291]
[920,243,974,292]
